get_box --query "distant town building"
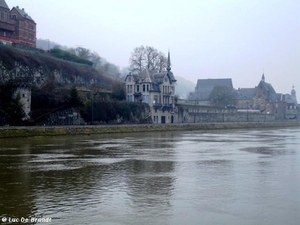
[188,73,298,121]
[0,0,36,47]
[125,52,177,123]
[188,78,233,101]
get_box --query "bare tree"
[90,51,102,69]
[155,52,167,72]
[130,45,146,73]
[75,47,91,60]
[209,86,237,108]
[129,46,167,73]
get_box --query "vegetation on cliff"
[0,44,112,87]
[0,44,149,126]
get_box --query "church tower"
[291,85,297,104]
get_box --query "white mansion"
[124,52,177,123]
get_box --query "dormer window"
[11,15,17,19]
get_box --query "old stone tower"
[10,77,32,119]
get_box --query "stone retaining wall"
[0,122,299,139]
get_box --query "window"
[143,85,145,92]
[127,85,133,93]
[137,85,139,92]
[154,95,158,104]
[142,95,149,103]
[147,84,149,91]
[127,95,133,102]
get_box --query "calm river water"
[0,127,300,225]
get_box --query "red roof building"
[0,0,36,47]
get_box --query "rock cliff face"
[0,45,113,88]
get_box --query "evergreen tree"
[68,86,82,108]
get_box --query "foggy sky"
[8,0,300,94]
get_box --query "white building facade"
[125,52,177,123]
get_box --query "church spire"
[262,73,265,82]
[167,50,171,72]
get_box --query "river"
[0,127,299,225]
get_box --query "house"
[125,52,177,123]
[0,0,36,47]
[235,88,256,109]
[252,74,277,112]
[276,86,298,120]
[188,78,233,101]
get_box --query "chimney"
[22,8,24,11]
[17,6,19,8]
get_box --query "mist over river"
[0,127,300,225]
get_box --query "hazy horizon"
[7,0,300,95]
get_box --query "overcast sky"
[8,0,300,94]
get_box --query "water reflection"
[0,128,300,225]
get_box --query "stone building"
[188,78,233,102]
[125,52,177,123]
[0,0,36,47]
[236,74,298,120]
[188,73,298,121]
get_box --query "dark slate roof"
[189,78,233,101]
[195,78,233,90]
[276,93,283,102]
[259,81,277,102]
[152,73,164,84]
[236,88,256,100]
[139,69,152,83]
[0,0,9,9]
[151,83,160,92]
[152,70,176,84]
[13,6,34,21]
[127,69,176,87]
[284,94,298,104]
[167,70,177,83]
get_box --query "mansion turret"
[125,52,177,123]
[0,0,36,47]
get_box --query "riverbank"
[0,121,300,138]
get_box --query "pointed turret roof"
[0,0,9,9]
[291,85,296,95]
[262,73,265,82]
[167,50,171,72]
